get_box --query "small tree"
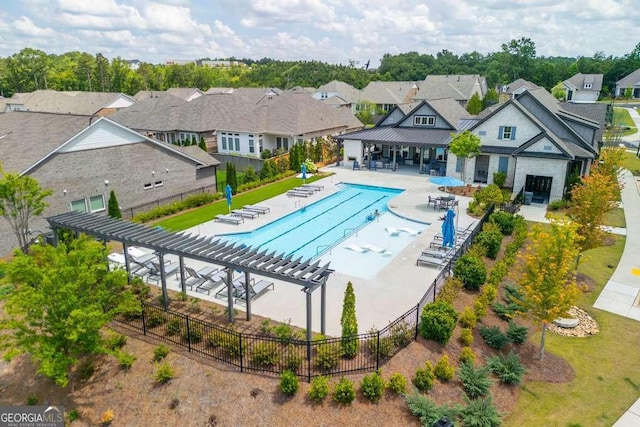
[466,93,483,114]
[0,165,53,252]
[449,131,481,182]
[512,221,582,360]
[483,88,499,108]
[199,136,207,151]
[419,300,458,344]
[107,190,122,219]
[340,281,358,358]
[1,236,135,388]
[225,162,238,193]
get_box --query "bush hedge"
[420,300,458,344]
[453,254,487,291]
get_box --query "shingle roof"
[166,87,204,100]
[316,80,360,103]
[0,111,91,173]
[1,90,134,115]
[503,79,540,94]
[560,102,607,144]
[424,98,472,129]
[359,81,420,104]
[172,145,220,166]
[417,75,487,101]
[616,69,640,87]
[338,126,453,147]
[109,94,188,131]
[563,73,604,91]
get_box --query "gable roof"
[359,81,420,104]
[501,78,540,95]
[2,90,135,115]
[560,102,607,145]
[616,69,640,87]
[417,75,487,101]
[166,87,204,101]
[563,73,603,91]
[316,80,360,103]
[110,93,188,131]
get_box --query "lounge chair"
[231,209,259,219]
[215,214,244,225]
[416,255,447,268]
[243,204,270,214]
[361,244,391,256]
[397,227,421,236]
[302,184,324,191]
[385,227,400,236]
[215,276,246,299]
[344,244,367,253]
[235,279,275,303]
[195,268,227,295]
[287,190,310,198]
[183,266,207,290]
[147,261,180,284]
[125,252,158,278]
[293,186,317,194]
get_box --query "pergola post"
[122,242,132,283]
[226,268,235,323]
[244,270,251,321]
[306,288,312,342]
[419,147,424,173]
[392,146,397,170]
[178,256,186,294]
[158,252,169,310]
[320,281,326,335]
[51,226,59,246]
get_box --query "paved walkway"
[621,107,640,146]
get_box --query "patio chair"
[183,266,207,290]
[287,190,310,197]
[147,261,180,284]
[235,279,275,304]
[215,276,246,300]
[416,255,447,269]
[302,184,324,191]
[195,268,227,295]
[353,160,360,170]
[231,209,259,219]
[243,204,270,214]
[215,214,244,225]
[125,253,158,279]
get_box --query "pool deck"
[150,165,477,336]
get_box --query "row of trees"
[4,39,640,97]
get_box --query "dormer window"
[584,83,592,89]
[414,115,436,126]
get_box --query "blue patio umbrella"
[430,176,464,192]
[225,184,233,213]
[441,208,456,248]
[301,163,307,184]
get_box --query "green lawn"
[613,107,636,128]
[604,208,626,228]
[623,151,640,176]
[156,174,326,231]
[506,235,640,426]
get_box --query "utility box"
[524,191,533,205]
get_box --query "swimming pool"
[221,183,404,260]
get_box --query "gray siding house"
[0,111,219,255]
[615,69,640,98]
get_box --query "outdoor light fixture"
[152,170,156,176]
[166,168,170,174]
[63,189,67,195]
[104,179,109,185]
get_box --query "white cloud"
[13,16,57,37]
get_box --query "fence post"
[141,300,147,335]
[239,334,243,373]
[433,279,437,300]
[414,304,419,340]
[186,316,191,352]
[307,339,312,383]
[375,332,381,370]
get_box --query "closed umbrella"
[441,208,456,248]
[225,184,233,213]
[430,176,464,193]
[301,163,307,184]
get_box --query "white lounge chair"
[385,227,400,236]
[361,244,391,255]
[397,227,421,236]
[344,244,368,253]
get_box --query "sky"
[1,0,638,67]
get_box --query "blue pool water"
[221,183,403,260]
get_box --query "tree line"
[2,38,640,97]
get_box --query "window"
[413,115,436,126]
[498,126,516,140]
[221,136,227,150]
[234,135,240,151]
[258,136,263,153]
[544,144,553,151]
[478,130,486,136]
[498,156,509,173]
[143,183,153,190]
[455,157,464,173]
[276,137,289,151]
[89,195,105,213]
[154,181,164,187]
[71,199,87,213]
[249,138,254,153]
[321,92,328,99]
[584,83,592,89]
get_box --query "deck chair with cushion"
[214,276,246,300]
[235,279,275,304]
[183,266,207,290]
[416,255,448,269]
[287,189,310,197]
[125,253,158,279]
[215,214,244,225]
[231,209,259,219]
[243,204,270,214]
[195,268,227,295]
[147,261,180,284]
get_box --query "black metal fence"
[122,185,218,219]
[114,301,418,382]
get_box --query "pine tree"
[107,190,122,219]
[340,281,358,359]
[199,136,207,152]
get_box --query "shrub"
[434,355,455,382]
[146,310,167,328]
[458,362,493,399]
[340,282,359,359]
[333,377,356,405]
[436,277,463,304]
[487,351,526,385]
[389,321,414,347]
[387,372,408,395]
[315,342,341,372]
[548,199,570,211]
[476,184,504,209]
[491,301,520,320]
[308,375,330,403]
[206,330,243,357]
[183,323,203,343]
[474,229,503,259]
[506,321,529,345]
[100,410,114,425]
[259,319,273,335]
[479,325,509,350]
[104,332,127,351]
[153,345,170,362]
[453,254,487,291]
[360,371,385,403]
[279,370,299,396]
[473,297,489,319]
[283,345,303,372]
[459,328,474,346]
[116,350,136,370]
[273,319,300,344]
[412,361,436,392]
[459,346,476,365]
[250,342,280,367]
[490,211,516,235]
[459,306,477,328]
[419,300,458,344]
[405,390,462,426]
[492,171,507,188]
[461,395,502,427]
[243,166,259,184]
[166,318,182,336]
[67,409,79,422]
[366,329,393,358]
[154,361,174,384]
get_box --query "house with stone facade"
[0,111,219,255]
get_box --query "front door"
[525,175,553,202]
[474,155,490,183]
